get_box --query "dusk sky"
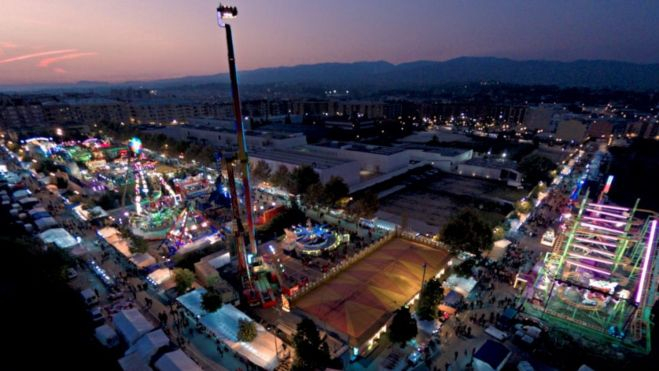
[1,0,658,85]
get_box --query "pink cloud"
[38,52,97,68]
[0,49,76,64]
[53,67,67,74]
[0,41,19,56]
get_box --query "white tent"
[12,189,31,200]
[130,253,156,269]
[95,324,119,348]
[125,329,170,363]
[98,227,119,239]
[154,350,202,371]
[147,268,173,286]
[200,305,280,370]
[113,308,156,345]
[177,290,280,370]
[443,274,478,297]
[486,239,511,262]
[39,228,78,249]
[118,351,150,371]
[34,217,58,231]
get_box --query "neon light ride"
[525,192,658,354]
[283,220,342,256]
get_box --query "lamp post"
[421,262,427,288]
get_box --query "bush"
[237,319,257,342]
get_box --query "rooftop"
[315,141,407,156]
[399,143,471,157]
[251,147,355,169]
[464,157,518,170]
[294,238,450,346]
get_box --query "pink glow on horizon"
[0,49,76,64]
[636,220,657,304]
[38,52,97,68]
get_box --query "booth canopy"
[130,253,156,269]
[154,350,202,371]
[113,308,156,345]
[39,228,78,249]
[34,217,58,231]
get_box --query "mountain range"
[3,57,659,92]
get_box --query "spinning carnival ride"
[526,194,658,354]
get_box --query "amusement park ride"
[214,3,277,308]
[525,186,659,354]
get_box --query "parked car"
[66,267,78,280]
[89,306,104,323]
[80,288,99,306]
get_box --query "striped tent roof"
[295,238,449,346]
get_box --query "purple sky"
[1,0,658,85]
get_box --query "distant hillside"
[3,57,659,92]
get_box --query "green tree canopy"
[251,160,272,183]
[237,319,257,343]
[292,318,330,371]
[440,209,493,254]
[454,258,477,278]
[518,154,556,188]
[291,165,321,195]
[416,278,444,321]
[347,190,379,219]
[302,182,326,207]
[388,306,418,347]
[270,165,293,191]
[129,234,148,254]
[201,289,223,313]
[322,176,350,207]
[173,268,195,294]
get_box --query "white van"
[485,326,509,341]
[80,288,99,306]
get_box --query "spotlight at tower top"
[129,137,142,155]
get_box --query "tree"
[270,165,293,191]
[416,278,444,321]
[302,182,326,207]
[454,258,476,278]
[56,177,69,189]
[173,268,195,294]
[292,318,330,371]
[129,234,148,254]
[237,319,257,342]
[290,165,320,195]
[322,176,349,207]
[440,209,493,254]
[201,289,223,313]
[517,154,556,188]
[347,191,379,219]
[514,199,532,215]
[251,160,272,183]
[493,225,506,241]
[388,306,417,347]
